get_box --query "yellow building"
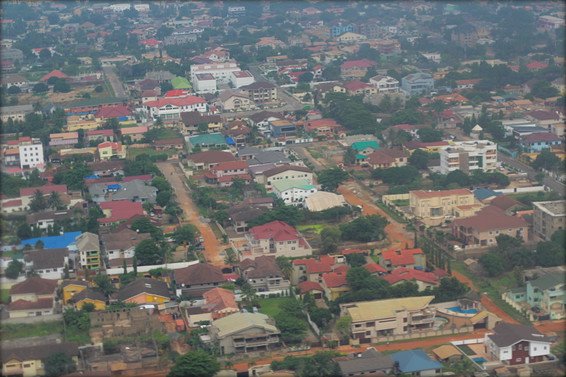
[98,141,127,161]
[66,114,101,131]
[409,188,477,226]
[322,272,350,301]
[62,280,88,305]
[2,342,79,377]
[116,278,170,305]
[71,288,107,311]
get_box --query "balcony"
[233,336,279,347]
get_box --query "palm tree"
[276,256,293,280]
[48,191,64,210]
[241,283,258,308]
[224,248,238,266]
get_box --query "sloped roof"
[24,248,68,270]
[337,348,394,375]
[452,205,528,232]
[10,277,58,296]
[391,349,442,373]
[263,164,311,178]
[249,220,301,242]
[203,287,237,313]
[345,296,434,322]
[189,151,236,164]
[241,255,283,279]
[116,278,169,301]
[488,322,552,347]
[297,281,324,294]
[213,312,279,338]
[431,344,463,360]
[1,342,79,364]
[20,184,67,197]
[71,287,106,303]
[174,263,226,286]
[381,248,424,266]
[75,232,100,252]
[7,298,53,311]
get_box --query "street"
[102,65,128,99]
[498,154,565,195]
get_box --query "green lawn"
[0,289,10,304]
[258,297,292,318]
[155,128,183,140]
[0,321,64,340]
[297,224,325,235]
[127,147,178,160]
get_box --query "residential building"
[61,280,88,305]
[205,160,251,187]
[26,209,79,231]
[336,348,395,377]
[269,119,296,138]
[100,227,151,265]
[322,270,350,300]
[532,200,565,241]
[202,287,239,319]
[439,140,498,174]
[391,350,443,376]
[382,268,440,291]
[174,263,227,297]
[304,191,347,212]
[154,137,185,151]
[116,278,170,305]
[19,184,68,210]
[189,61,241,84]
[230,70,255,88]
[263,165,314,188]
[85,129,115,143]
[209,312,281,355]
[180,111,223,133]
[187,150,236,170]
[75,232,100,271]
[70,288,106,311]
[401,72,435,95]
[17,137,44,170]
[49,132,79,148]
[452,206,529,248]
[520,132,562,153]
[228,205,270,233]
[297,281,325,300]
[7,277,57,319]
[240,82,278,103]
[304,118,344,137]
[245,220,312,259]
[351,140,380,158]
[120,126,148,142]
[337,32,367,43]
[143,95,207,121]
[272,179,317,205]
[98,200,144,227]
[88,179,157,204]
[340,59,376,79]
[1,341,79,377]
[217,90,255,112]
[291,255,336,285]
[24,249,69,280]
[344,80,378,96]
[193,73,217,93]
[365,148,409,169]
[340,296,436,343]
[186,133,227,152]
[98,141,127,160]
[409,189,477,226]
[431,345,465,363]
[239,255,290,293]
[380,248,426,272]
[369,75,400,93]
[331,22,355,37]
[484,322,553,365]
[0,104,34,122]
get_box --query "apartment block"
[409,189,477,226]
[440,140,497,174]
[189,61,241,84]
[532,200,565,241]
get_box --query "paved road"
[102,65,128,99]
[156,161,225,267]
[499,154,565,195]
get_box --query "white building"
[271,179,317,206]
[484,322,552,365]
[18,137,45,170]
[190,61,241,85]
[369,75,400,93]
[230,70,255,88]
[439,140,497,174]
[193,73,217,93]
[143,95,207,121]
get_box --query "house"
[19,184,68,210]
[401,72,435,95]
[340,59,376,79]
[331,22,355,37]
[484,322,553,365]
[88,179,157,204]
[239,255,290,293]
[174,263,227,297]
[340,296,436,343]
[382,268,439,291]
[24,248,69,280]
[269,120,297,138]
[344,80,378,96]
[262,165,314,188]
[116,278,170,305]
[61,280,88,305]
[321,271,350,300]
[520,133,562,153]
[532,200,565,241]
[0,104,35,122]
[94,104,133,122]
[205,160,251,187]
[26,209,77,231]
[49,132,79,148]
[431,344,464,363]
[272,179,317,206]
[505,271,564,321]
[240,82,278,103]
[452,206,529,248]
[297,281,325,300]
[97,141,126,160]
[1,341,79,377]
[209,312,281,355]
[154,138,185,151]
[180,111,223,134]
[120,126,148,142]
[365,148,409,169]
[7,277,57,319]
[217,90,255,112]
[98,200,144,227]
[193,73,217,93]
[2,74,28,88]
[439,140,498,174]
[245,220,312,259]
[85,129,115,143]
[225,120,251,146]
[241,147,291,167]
[40,69,69,82]
[369,75,400,93]
[304,118,343,137]
[88,160,125,177]
[304,191,347,212]
[100,227,151,266]
[75,232,100,271]
[391,349,443,376]
[456,79,481,90]
[228,205,269,233]
[202,287,239,319]
[143,95,207,121]
[188,151,236,170]
[186,133,227,152]
[292,255,336,285]
[70,287,106,311]
[336,348,395,377]
[380,248,426,272]
[409,189,477,226]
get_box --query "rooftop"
[20,231,81,249]
[533,200,565,216]
[343,296,434,322]
[213,312,278,338]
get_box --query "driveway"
[156,162,225,267]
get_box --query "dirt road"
[338,181,414,251]
[157,162,224,267]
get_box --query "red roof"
[452,205,528,232]
[98,141,123,152]
[526,61,548,70]
[2,199,22,207]
[341,59,376,69]
[293,257,334,274]
[381,248,424,267]
[344,80,372,91]
[306,119,339,129]
[10,277,58,295]
[456,79,481,85]
[20,184,67,197]
[41,70,69,82]
[164,89,189,98]
[144,96,206,108]
[95,104,132,119]
[98,200,144,224]
[341,248,367,255]
[7,298,53,311]
[297,281,324,294]
[364,263,387,274]
[249,220,301,242]
[322,271,348,288]
[522,132,561,143]
[141,38,160,46]
[382,267,439,285]
[87,129,114,137]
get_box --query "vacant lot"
[0,321,64,340]
[258,297,291,318]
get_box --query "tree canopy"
[167,350,220,377]
[340,215,388,243]
[317,167,349,192]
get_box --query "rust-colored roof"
[10,277,58,296]
[452,205,528,232]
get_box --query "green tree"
[532,150,560,172]
[134,239,163,266]
[343,147,356,165]
[276,256,293,280]
[156,190,172,207]
[47,191,64,210]
[340,215,388,242]
[43,351,76,377]
[17,223,33,239]
[530,80,559,99]
[53,79,71,93]
[173,224,198,245]
[345,253,366,267]
[33,83,49,93]
[167,350,220,377]
[417,128,443,142]
[93,274,116,299]
[224,248,238,266]
[408,149,430,170]
[298,351,340,377]
[479,252,506,277]
[29,190,48,212]
[5,259,24,279]
[317,167,349,192]
[320,227,341,255]
[335,315,352,341]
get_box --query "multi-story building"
[369,75,400,93]
[331,22,355,37]
[439,140,497,174]
[272,179,317,206]
[14,137,44,170]
[519,132,562,153]
[205,160,252,187]
[484,323,552,365]
[209,313,281,355]
[0,104,34,122]
[505,272,565,321]
[143,95,207,121]
[230,70,255,88]
[269,119,296,138]
[532,200,565,241]
[189,61,241,85]
[75,232,100,271]
[401,72,434,95]
[239,255,291,293]
[97,141,126,161]
[340,59,376,79]
[240,82,278,103]
[193,73,217,93]
[409,189,477,226]
[49,132,79,148]
[245,220,312,259]
[379,248,426,272]
[340,296,436,343]
[262,165,314,189]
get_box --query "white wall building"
[190,61,241,85]
[440,140,497,174]
[193,73,217,93]
[369,75,400,93]
[271,180,317,206]
[230,70,255,89]
[143,96,207,120]
[18,138,44,170]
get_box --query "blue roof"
[107,184,121,190]
[85,175,100,179]
[473,187,501,201]
[391,350,442,373]
[20,232,82,249]
[226,136,236,145]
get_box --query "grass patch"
[0,321,64,340]
[258,297,291,318]
[65,327,92,344]
[297,224,325,235]
[1,289,10,304]
[375,201,408,224]
[155,128,182,140]
[458,344,476,356]
[307,148,323,159]
[127,147,178,160]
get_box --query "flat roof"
[533,200,565,216]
